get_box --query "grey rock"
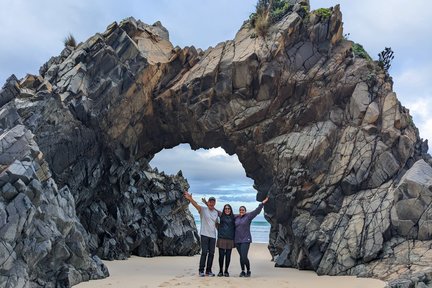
[0,127,109,287]
[0,75,20,108]
[0,103,21,129]
[349,82,370,123]
[388,279,414,288]
[5,160,34,183]
[1,182,18,201]
[0,5,431,287]
[363,102,380,125]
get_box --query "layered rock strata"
[1,0,432,287]
[0,124,108,287]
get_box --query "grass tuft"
[63,33,77,48]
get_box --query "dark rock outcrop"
[0,125,108,287]
[2,1,432,287]
[0,19,200,287]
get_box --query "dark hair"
[239,206,247,212]
[223,204,233,216]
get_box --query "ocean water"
[250,221,270,243]
[195,220,270,243]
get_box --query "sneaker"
[239,271,246,277]
[199,272,205,277]
[206,271,215,277]
[246,271,251,277]
[217,272,223,277]
[224,271,230,277]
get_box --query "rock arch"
[2,2,432,287]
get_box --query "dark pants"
[236,243,250,272]
[199,235,216,273]
[218,248,232,273]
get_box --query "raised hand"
[184,191,192,201]
[183,191,202,213]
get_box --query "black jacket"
[218,214,235,240]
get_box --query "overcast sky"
[1,0,431,218]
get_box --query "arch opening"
[150,143,270,243]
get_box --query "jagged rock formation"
[0,124,108,287]
[0,23,200,287]
[0,74,200,287]
[2,0,432,287]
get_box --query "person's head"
[239,205,247,216]
[208,197,216,209]
[223,204,233,216]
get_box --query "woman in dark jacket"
[216,204,235,277]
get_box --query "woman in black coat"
[216,203,235,277]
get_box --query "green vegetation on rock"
[352,42,372,61]
[271,0,292,22]
[313,8,332,19]
[249,0,292,37]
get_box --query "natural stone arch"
[2,2,432,287]
[86,10,430,278]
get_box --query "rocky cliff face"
[0,21,200,288]
[2,0,432,287]
[0,124,108,287]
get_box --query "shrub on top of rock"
[378,47,395,72]
[352,42,372,61]
[249,0,294,37]
[63,33,77,48]
[313,7,332,19]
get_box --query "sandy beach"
[75,244,386,288]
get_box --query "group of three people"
[183,191,269,277]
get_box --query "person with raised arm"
[184,191,218,277]
[235,196,269,278]
[202,197,236,277]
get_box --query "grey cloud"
[0,0,255,83]
[218,195,258,203]
[150,144,250,183]
[150,144,257,204]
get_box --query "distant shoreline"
[195,220,270,243]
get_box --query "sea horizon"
[194,220,270,244]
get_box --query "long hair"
[222,204,234,218]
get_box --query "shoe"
[199,272,205,277]
[224,271,230,277]
[206,271,215,277]
[239,271,246,277]
[246,271,251,277]
[217,272,223,277]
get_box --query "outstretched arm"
[247,196,269,220]
[184,191,202,213]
